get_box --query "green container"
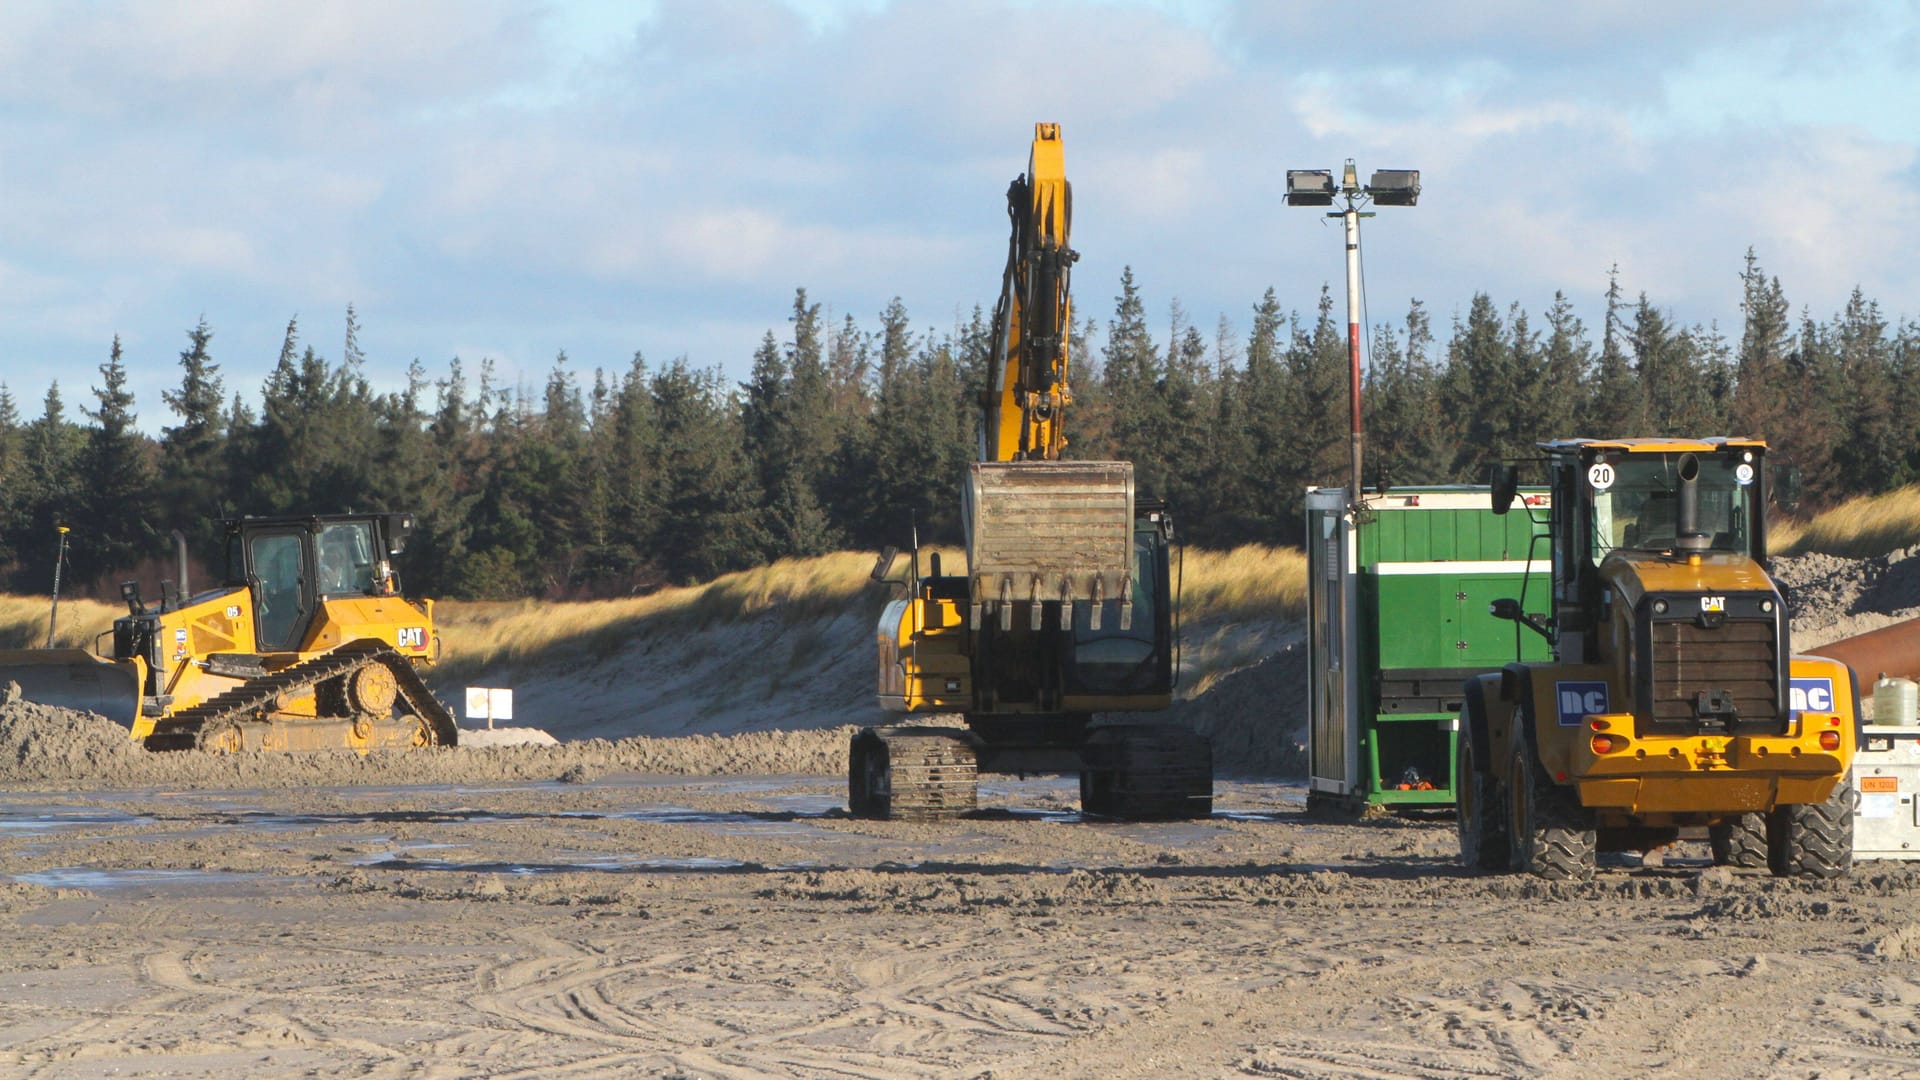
[1306,487,1552,810]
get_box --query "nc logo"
[1789,677,1835,717]
[1556,681,1609,727]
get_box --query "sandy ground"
[0,546,1916,1077]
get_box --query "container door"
[1307,491,1353,793]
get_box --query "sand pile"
[4,547,1913,790]
[1773,546,1920,649]
[0,694,854,791]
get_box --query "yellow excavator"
[0,513,457,752]
[854,123,1210,821]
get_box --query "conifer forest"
[2,251,1915,601]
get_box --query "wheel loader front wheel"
[1508,744,1596,882]
[1709,813,1768,869]
[1766,775,1855,879]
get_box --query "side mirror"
[1489,597,1523,622]
[870,545,900,583]
[1489,463,1519,516]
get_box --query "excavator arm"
[982,122,1076,463]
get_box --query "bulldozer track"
[143,638,457,753]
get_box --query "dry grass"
[1775,485,1920,558]
[433,544,1309,682]
[1177,545,1310,623]
[0,594,120,651]
[0,543,1314,690]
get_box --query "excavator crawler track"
[143,638,457,753]
[849,727,980,821]
[1080,724,1213,821]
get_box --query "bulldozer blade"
[0,649,141,729]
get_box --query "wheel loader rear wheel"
[1709,813,1767,869]
[1766,774,1855,879]
[1456,720,1510,872]
[1508,742,1595,882]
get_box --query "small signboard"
[464,687,514,729]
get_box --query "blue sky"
[1,1,1915,433]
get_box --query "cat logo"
[397,627,427,650]
[1700,596,1725,613]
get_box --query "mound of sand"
[1773,546,1920,649]
[5,547,1913,791]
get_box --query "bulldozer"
[0,513,457,752]
[1459,438,1855,879]
[852,123,1209,821]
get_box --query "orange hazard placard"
[1860,776,1899,793]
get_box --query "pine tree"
[159,317,228,548]
[76,336,159,586]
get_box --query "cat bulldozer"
[0,513,457,752]
[1459,439,1854,880]
[853,123,1208,821]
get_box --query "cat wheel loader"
[1458,439,1854,880]
[0,513,457,752]
[852,123,1209,822]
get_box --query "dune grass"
[1774,485,1920,559]
[0,594,120,651]
[1177,545,1309,623]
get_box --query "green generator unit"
[1306,485,1553,812]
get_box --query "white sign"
[464,687,514,723]
[1587,462,1615,491]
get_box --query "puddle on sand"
[0,808,156,834]
[359,853,796,875]
[16,867,266,894]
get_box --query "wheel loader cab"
[1540,440,1770,667]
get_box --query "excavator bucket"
[964,460,1136,631]
[0,649,141,728]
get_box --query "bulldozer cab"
[224,514,414,653]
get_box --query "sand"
[0,545,1915,1077]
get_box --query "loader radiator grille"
[1644,617,1783,735]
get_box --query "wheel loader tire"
[1507,742,1595,882]
[1709,813,1768,869]
[1456,719,1510,872]
[1766,775,1855,879]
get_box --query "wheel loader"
[0,513,457,752]
[852,123,1208,822]
[1458,438,1854,880]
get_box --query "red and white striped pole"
[1340,161,1365,509]
[1343,172,1364,509]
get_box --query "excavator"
[852,123,1210,821]
[0,513,457,752]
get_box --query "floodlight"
[1285,169,1335,206]
[1366,169,1420,206]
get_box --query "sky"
[1,0,1916,433]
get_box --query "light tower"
[1285,161,1420,508]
